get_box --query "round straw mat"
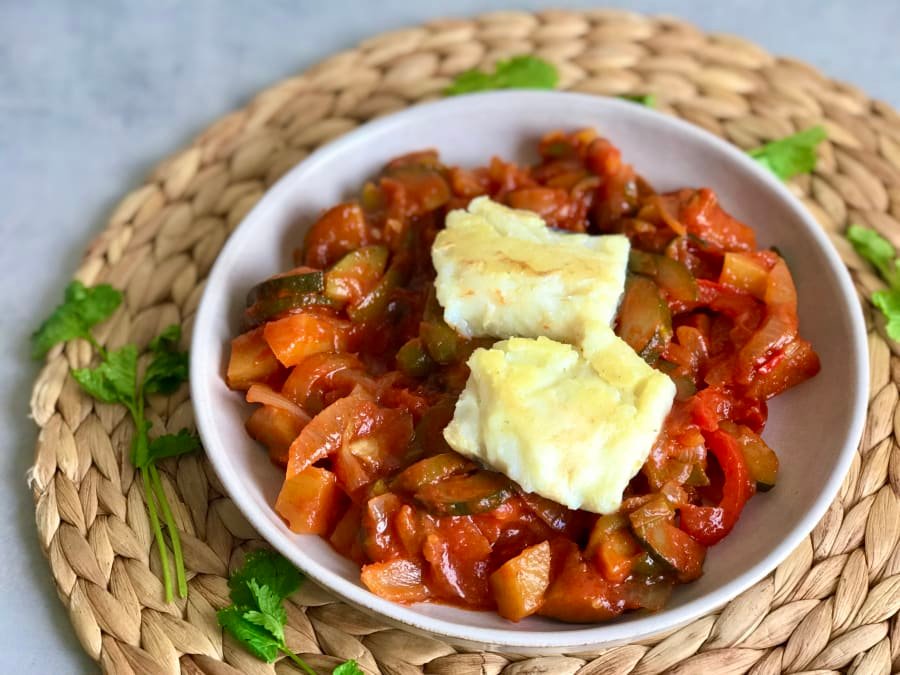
[28,9,900,675]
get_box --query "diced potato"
[360,558,431,603]
[245,405,305,466]
[226,327,281,390]
[275,467,344,534]
[720,253,769,299]
[489,540,551,621]
[329,505,364,564]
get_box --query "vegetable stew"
[226,129,820,623]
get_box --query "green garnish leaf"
[72,345,138,409]
[32,281,122,359]
[445,55,558,96]
[872,289,900,341]
[217,606,282,663]
[846,224,900,341]
[333,661,365,675]
[228,549,304,607]
[140,429,201,469]
[219,550,319,671]
[143,324,189,395]
[243,580,288,643]
[54,314,199,603]
[847,224,900,285]
[620,93,656,107]
[748,126,827,181]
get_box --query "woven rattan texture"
[28,10,900,675]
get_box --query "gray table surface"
[2,1,898,671]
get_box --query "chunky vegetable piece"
[226,129,819,623]
[490,540,551,621]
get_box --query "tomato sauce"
[226,129,820,623]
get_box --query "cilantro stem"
[84,333,108,361]
[149,463,188,598]
[142,466,174,603]
[281,647,317,675]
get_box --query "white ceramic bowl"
[191,91,868,652]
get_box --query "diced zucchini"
[325,245,390,303]
[391,452,474,493]
[246,271,325,306]
[656,359,697,400]
[616,276,672,364]
[415,470,513,516]
[420,319,462,364]
[245,293,340,326]
[396,338,434,378]
[629,496,705,581]
[720,421,778,491]
[347,265,401,323]
[629,250,698,302]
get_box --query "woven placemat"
[28,9,900,674]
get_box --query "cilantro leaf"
[32,281,122,359]
[144,324,189,395]
[872,289,900,341]
[228,550,304,607]
[72,344,138,409]
[217,606,282,663]
[847,224,900,285]
[139,430,200,469]
[445,55,557,96]
[748,126,827,181]
[243,580,287,643]
[846,224,900,342]
[149,324,181,353]
[219,551,317,671]
[333,661,365,675]
[620,93,656,107]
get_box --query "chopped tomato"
[362,493,405,561]
[539,548,625,623]
[303,203,370,268]
[661,188,756,252]
[282,352,364,410]
[263,312,351,367]
[333,406,413,494]
[423,517,493,608]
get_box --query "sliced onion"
[246,384,311,424]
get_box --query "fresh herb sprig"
[619,93,656,107]
[33,282,199,602]
[847,224,900,340]
[748,126,827,181]
[445,55,557,96]
[31,281,121,359]
[218,550,363,675]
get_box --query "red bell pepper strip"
[679,428,754,546]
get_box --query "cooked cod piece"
[443,336,675,514]
[432,197,630,344]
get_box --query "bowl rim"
[191,90,868,650]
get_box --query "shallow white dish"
[191,91,868,652]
